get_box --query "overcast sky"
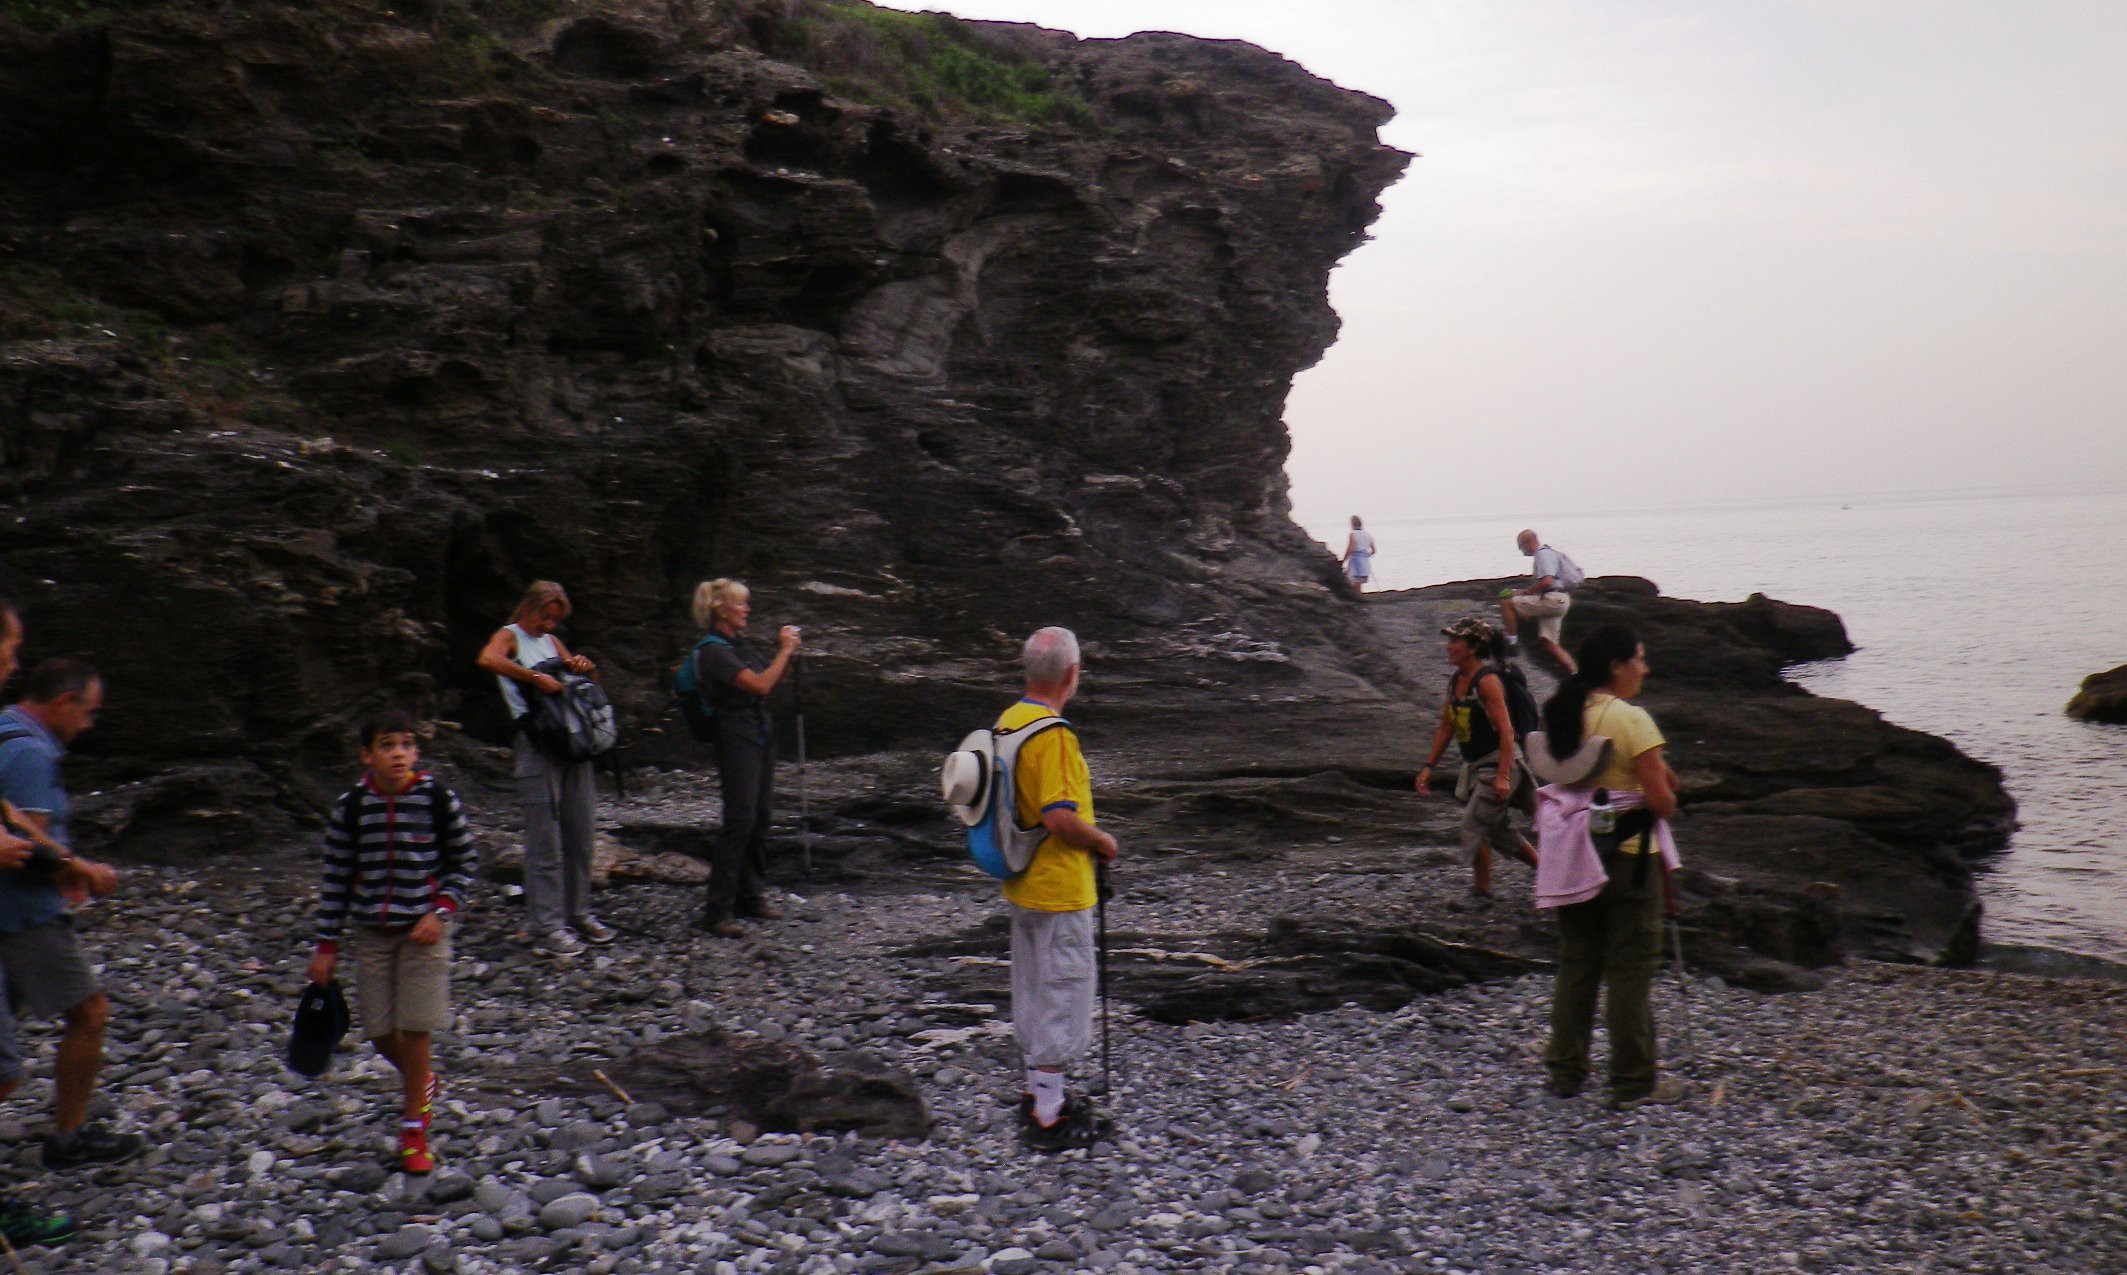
[876,0,2127,524]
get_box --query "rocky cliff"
[0,1,2020,978]
[0,0,1409,847]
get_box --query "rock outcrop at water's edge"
[2067,663,2127,723]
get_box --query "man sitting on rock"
[0,658,140,1172]
[999,627,1118,1152]
[1500,528,1580,675]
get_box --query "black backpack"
[1476,663,1542,743]
[517,658,620,761]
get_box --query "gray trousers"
[515,735,597,934]
[1009,903,1096,1070]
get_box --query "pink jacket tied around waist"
[1532,785,1682,910]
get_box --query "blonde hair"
[692,578,749,630]
[509,580,571,625]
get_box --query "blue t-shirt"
[1530,546,1563,590]
[0,706,67,934]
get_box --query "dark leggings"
[704,722,774,921]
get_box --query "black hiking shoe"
[1019,1096,1110,1153]
[41,1121,147,1171]
[0,1199,76,1247]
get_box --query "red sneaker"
[398,1125,435,1175]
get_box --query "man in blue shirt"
[0,658,140,1172]
[0,603,80,1248]
[1500,528,1580,675]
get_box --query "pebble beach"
[12,788,2124,1275]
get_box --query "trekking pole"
[1662,865,1696,1067]
[1094,858,1113,1099]
[794,651,814,877]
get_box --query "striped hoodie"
[314,771,476,951]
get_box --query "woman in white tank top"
[474,581,610,956]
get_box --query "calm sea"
[1307,488,2127,964]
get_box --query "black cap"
[285,980,351,1079]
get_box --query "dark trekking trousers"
[1543,839,1665,1102]
[704,713,775,923]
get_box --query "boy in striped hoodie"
[305,710,476,1174]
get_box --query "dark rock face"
[0,3,2019,1000]
[0,1,1407,844]
[606,1030,928,1139]
[2067,664,2127,723]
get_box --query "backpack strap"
[338,783,365,851]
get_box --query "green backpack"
[670,634,731,742]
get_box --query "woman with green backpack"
[684,579,800,938]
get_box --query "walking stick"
[1661,865,1696,1067]
[1094,858,1113,1098]
[794,651,814,877]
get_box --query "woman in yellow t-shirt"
[1535,623,1685,1111]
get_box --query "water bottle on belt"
[1589,788,1616,837]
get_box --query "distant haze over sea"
[1306,486,2127,964]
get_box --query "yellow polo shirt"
[1584,692,1665,792]
[996,698,1097,913]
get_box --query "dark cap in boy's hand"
[286,980,351,1079]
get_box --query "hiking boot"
[0,1199,76,1247]
[1546,1076,1584,1099]
[1019,1095,1110,1153]
[571,914,617,945]
[535,928,585,957]
[736,899,784,921]
[399,1125,435,1174]
[1610,1076,1689,1112]
[41,1121,147,1171]
[699,917,746,939]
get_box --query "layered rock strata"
[0,0,1408,846]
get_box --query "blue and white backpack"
[941,713,1073,880]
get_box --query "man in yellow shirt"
[1001,626,1118,1152]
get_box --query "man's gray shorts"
[1009,902,1096,1069]
[0,916,100,1022]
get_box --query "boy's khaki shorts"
[348,923,452,1036]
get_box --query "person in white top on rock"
[1341,516,1378,593]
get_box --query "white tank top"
[497,623,560,718]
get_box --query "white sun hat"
[1525,731,1614,787]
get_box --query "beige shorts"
[349,923,452,1037]
[1509,590,1571,641]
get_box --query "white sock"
[1028,1069,1066,1125]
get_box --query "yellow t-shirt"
[996,699,1097,913]
[1584,692,1665,793]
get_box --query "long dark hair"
[1539,624,1643,758]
